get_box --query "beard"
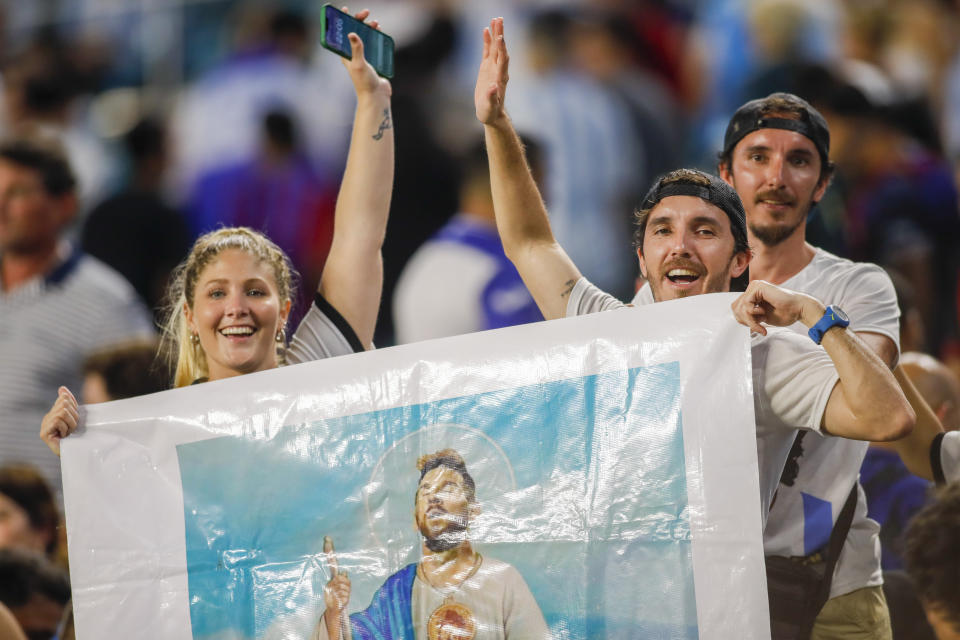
[748,216,804,247]
[420,510,469,552]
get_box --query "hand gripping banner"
[61,294,769,639]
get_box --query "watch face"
[831,306,849,323]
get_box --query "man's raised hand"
[475,17,509,126]
[731,280,825,335]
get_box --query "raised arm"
[475,18,580,320]
[318,8,394,348]
[732,280,915,441]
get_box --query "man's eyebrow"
[786,148,815,158]
[743,144,771,155]
[648,214,674,227]
[690,215,722,227]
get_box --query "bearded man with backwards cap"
[685,92,950,639]
[473,15,916,636]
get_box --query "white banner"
[62,293,769,639]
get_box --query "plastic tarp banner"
[62,293,770,639]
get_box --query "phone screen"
[322,5,394,78]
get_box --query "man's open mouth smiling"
[664,262,704,289]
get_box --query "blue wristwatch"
[808,305,850,344]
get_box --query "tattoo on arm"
[372,109,392,141]
[560,279,576,298]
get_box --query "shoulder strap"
[817,484,858,603]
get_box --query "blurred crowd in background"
[1,0,960,638]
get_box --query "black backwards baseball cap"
[638,169,748,254]
[722,92,831,166]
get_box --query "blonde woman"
[41,8,392,455]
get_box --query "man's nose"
[669,231,692,256]
[764,153,786,187]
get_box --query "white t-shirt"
[759,248,899,599]
[632,250,900,597]
[393,214,542,344]
[636,250,899,597]
[394,237,502,343]
[569,278,839,526]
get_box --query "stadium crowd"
[1,1,960,639]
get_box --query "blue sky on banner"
[177,362,697,640]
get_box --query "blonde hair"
[159,227,296,387]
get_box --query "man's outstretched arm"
[475,17,580,320]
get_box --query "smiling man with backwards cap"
[472,14,914,579]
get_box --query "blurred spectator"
[373,9,460,346]
[681,0,840,167]
[815,68,960,359]
[0,132,154,502]
[902,353,960,432]
[862,351,960,570]
[186,108,335,316]
[507,8,643,300]
[882,570,937,640]
[393,137,544,343]
[905,482,960,640]
[0,465,62,568]
[81,340,167,403]
[82,117,190,316]
[568,8,684,187]
[0,601,27,640]
[171,5,353,201]
[0,28,117,212]
[888,268,928,355]
[0,549,69,640]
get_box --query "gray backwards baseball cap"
[722,92,830,165]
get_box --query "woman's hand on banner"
[39,386,80,456]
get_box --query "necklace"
[419,553,481,640]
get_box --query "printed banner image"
[179,364,692,640]
[61,294,769,639]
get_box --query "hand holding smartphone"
[320,4,395,79]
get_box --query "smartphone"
[320,4,395,79]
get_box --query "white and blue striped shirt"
[0,247,155,501]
